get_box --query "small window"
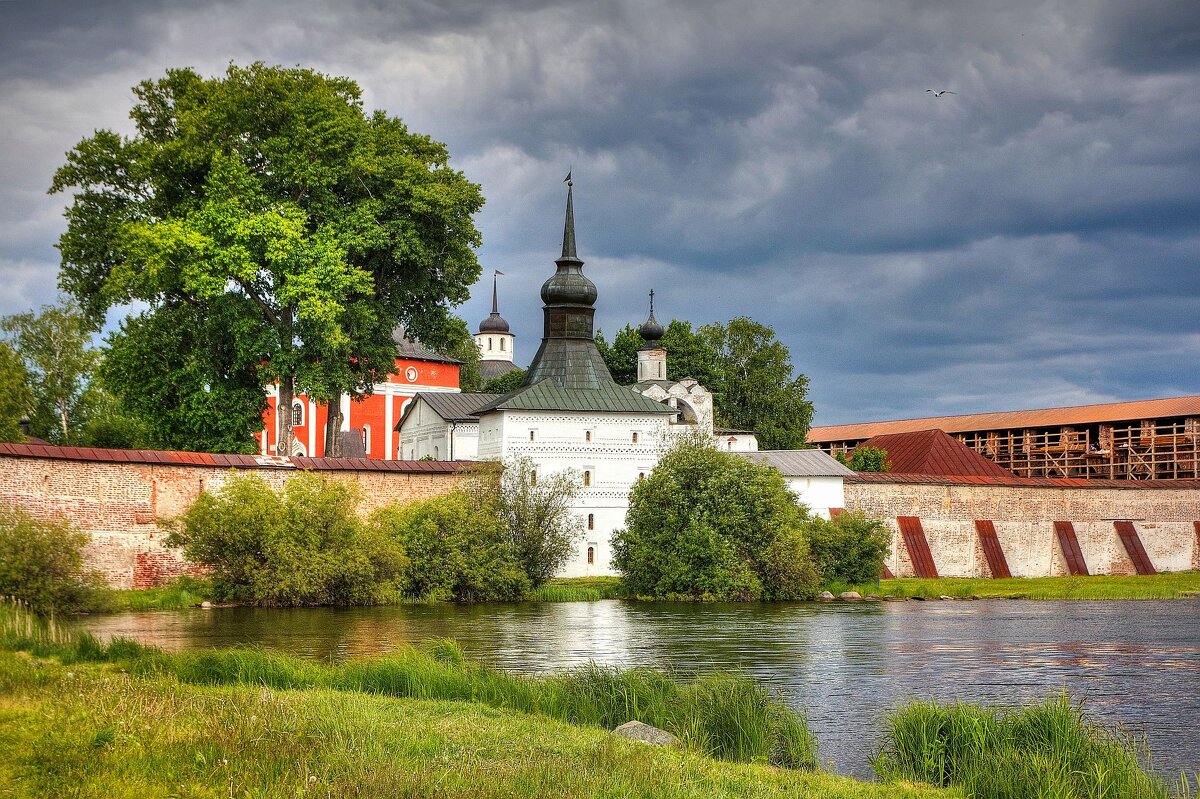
[488,337,493,350]
[500,338,506,352]
[657,362,663,378]
[587,513,594,530]
[362,425,371,454]
[530,471,537,486]
[529,430,535,442]
[638,472,645,481]
[632,432,639,444]
[583,470,591,487]
[292,401,304,427]
[587,546,595,565]
[585,430,591,443]
[434,446,439,459]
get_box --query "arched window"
[434,446,439,459]
[530,471,537,486]
[587,546,595,565]
[583,470,591,487]
[362,425,371,454]
[585,430,591,443]
[638,472,645,481]
[292,401,304,427]
[488,337,493,350]
[500,338,506,351]
[587,513,594,530]
[632,432,639,444]
[657,362,663,378]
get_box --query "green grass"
[542,576,629,599]
[874,696,1193,799]
[827,572,1200,601]
[108,576,215,611]
[535,583,605,601]
[0,599,815,769]
[0,653,951,799]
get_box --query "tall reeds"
[873,696,1192,799]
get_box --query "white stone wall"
[477,408,669,577]
[784,475,845,519]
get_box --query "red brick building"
[258,338,461,460]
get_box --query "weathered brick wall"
[845,478,1200,577]
[0,451,470,589]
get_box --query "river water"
[78,599,1200,779]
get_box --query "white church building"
[399,178,848,576]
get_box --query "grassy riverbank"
[0,653,952,799]
[831,572,1200,600]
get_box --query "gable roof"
[472,378,676,415]
[397,393,501,428]
[392,330,461,365]
[808,395,1200,443]
[855,429,1013,477]
[738,449,854,477]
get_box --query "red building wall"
[259,356,460,459]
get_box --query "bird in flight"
[926,89,956,97]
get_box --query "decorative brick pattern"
[847,478,1200,577]
[0,450,470,589]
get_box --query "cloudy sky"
[2,0,1198,425]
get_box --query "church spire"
[560,171,578,262]
[491,272,499,314]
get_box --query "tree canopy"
[0,342,32,443]
[596,317,813,449]
[51,63,484,455]
[1,301,99,444]
[612,435,819,601]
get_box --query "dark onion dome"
[638,289,664,344]
[478,273,511,333]
[540,174,598,306]
[478,311,510,333]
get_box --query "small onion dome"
[478,311,510,333]
[540,268,597,305]
[639,311,664,343]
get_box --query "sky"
[1,0,1198,426]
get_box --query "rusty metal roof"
[846,471,1200,490]
[809,395,1200,443]
[855,429,1013,478]
[0,442,466,473]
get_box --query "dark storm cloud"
[1,0,1198,425]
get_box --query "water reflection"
[78,599,1200,778]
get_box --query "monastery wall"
[0,444,468,589]
[845,475,1200,577]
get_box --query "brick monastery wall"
[0,445,469,589]
[845,475,1200,577]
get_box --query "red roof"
[846,472,1200,490]
[809,395,1200,443]
[855,429,1013,477]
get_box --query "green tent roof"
[472,378,676,416]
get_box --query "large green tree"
[1,301,99,444]
[51,63,484,456]
[612,434,819,601]
[597,317,812,449]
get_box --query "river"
[78,598,1200,779]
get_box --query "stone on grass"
[865,594,882,602]
[939,595,954,601]
[839,591,862,602]
[817,591,835,602]
[200,601,213,609]
[613,720,679,747]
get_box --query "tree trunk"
[277,379,295,457]
[323,389,343,457]
[58,401,69,445]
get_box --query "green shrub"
[835,446,889,472]
[0,505,110,613]
[612,437,819,601]
[373,490,529,602]
[806,510,891,586]
[165,473,407,606]
[873,696,1179,799]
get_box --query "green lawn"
[836,571,1200,600]
[0,652,952,799]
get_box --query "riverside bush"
[373,491,529,602]
[613,437,820,601]
[873,696,1183,799]
[165,473,407,606]
[805,510,891,586]
[0,505,110,613]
